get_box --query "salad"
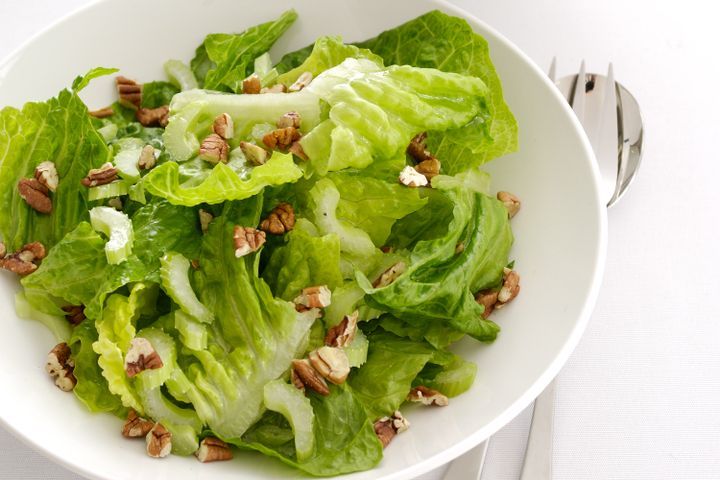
[0,9,521,476]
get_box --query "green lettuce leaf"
[69,320,125,416]
[375,314,464,350]
[349,331,435,419]
[141,81,179,108]
[191,10,297,91]
[0,73,112,250]
[356,10,518,172]
[276,36,382,86]
[242,385,383,476]
[359,180,512,342]
[143,152,303,206]
[262,226,343,301]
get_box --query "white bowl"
[0,0,606,478]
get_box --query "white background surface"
[0,1,718,479]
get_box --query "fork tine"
[570,60,586,122]
[548,56,557,83]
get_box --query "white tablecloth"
[1,0,718,478]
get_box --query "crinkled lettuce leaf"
[359,178,512,342]
[191,9,297,91]
[0,70,113,250]
[143,151,303,206]
[242,385,383,476]
[141,81,179,109]
[276,36,382,86]
[349,331,435,419]
[357,10,518,172]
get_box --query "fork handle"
[519,379,557,480]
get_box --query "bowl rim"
[0,1,608,478]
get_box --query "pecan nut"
[0,241,46,276]
[308,346,350,385]
[291,359,329,396]
[262,127,301,151]
[239,141,269,166]
[124,337,164,377]
[497,191,521,218]
[277,111,301,129]
[288,141,308,161]
[146,423,172,458]
[290,367,306,392]
[136,105,169,127]
[0,242,6,259]
[195,437,233,463]
[199,133,229,164]
[288,72,313,92]
[260,84,287,94]
[198,209,213,234]
[233,226,266,258]
[89,106,114,118]
[116,76,142,110]
[496,267,520,306]
[475,289,499,319]
[34,161,59,192]
[243,74,262,94]
[61,305,86,326]
[374,411,409,448]
[137,145,157,170]
[325,310,359,348]
[212,113,234,139]
[294,285,332,310]
[372,262,407,288]
[406,132,433,162]
[415,157,441,180]
[407,386,449,406]
[18,178,52,214]
[260,202,295,235]
[45,343,76,392]
[122,409,155,438]
[398,166,428,188]
[81,163,119,187]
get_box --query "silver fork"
[442,59,643,480]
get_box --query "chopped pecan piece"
[239,141,269,166]
[294,285,331,309]
[195,437,233,463]
[288,141,308,161]
[291,359,329,396]
[116,76,142,109]
[17,178,52,214]
[199,133,229,164]
[290,368,305,392]
[260,202,295,235]
[146,423,172,458]
[137,145,157,170]
[198,209,213,234]
[233,226,266,257]
[374,411,410,448]
[407,386,449,406]
[406,132,433,162]
[260,84,287,94]
[45,343,76,392]
[475,289,499,318]
[124,337,163,377]
[212,113,234,139]
[81,162,119,187]
[61,305,85,326]
[190,259,200,270]
[34,161,59,192]
[325,311,359,348]
[262,127,301,151]
[89,106,115,118]
[122,410,154,438]
[497,191,521,218]
[0,241,46,276]
[277,111,301,129]
[243,74,261,94]
[136,105,169,127]
[398,165,428,188]
[372,262,407,288]
[415,157,441,180]
[308,346,350,385]
[288,72,313,92]
[496,267,520,306]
